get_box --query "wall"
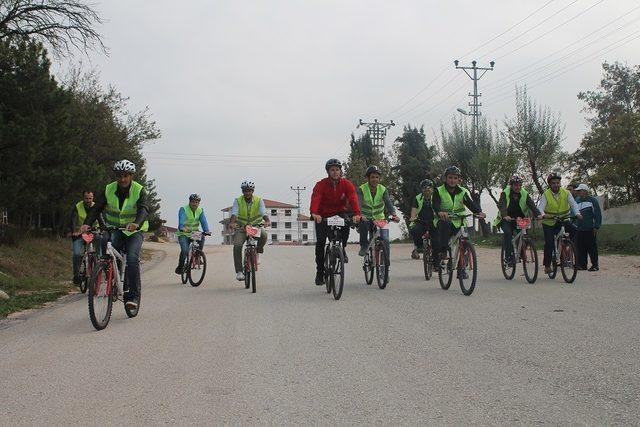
[602,202,640,225]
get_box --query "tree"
[0,0,105,57]
[571,62,640,205]
[504,86,566,195]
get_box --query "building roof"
[162,225,178,232]
[221,198,296,212]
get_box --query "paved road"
[1,242,639,425]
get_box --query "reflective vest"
[176,205,203,237]
[104,181,149,236]
[236,196,263,226]
[493,187,529,227]
[433,185,469,228]
[75,201,98,232]
[360,183,386,220]
[541,188,570,226]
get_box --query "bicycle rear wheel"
[375,243,389,289]
[331,246,345,300]
[363,247,374,285]
[500,245,516,280]
[188,250,207,287]
[522,239,538,284]
[438,248,453,290]
[560,239,578,283]
[423,240,433,281]
[88,262,113,330]
[458,242,477,296]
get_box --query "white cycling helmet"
[241,181,255,191]
[113,159,136,173]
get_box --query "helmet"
[240,181,255,191]
[546,172,561,184]
[509,174,523,185]
[443,165,461,177]
[189,193,201,201]
[113,159,136,173]
[365,165,382,177]
[419,179,433,189]
[325,158,342,171]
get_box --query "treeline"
[0,38,162,236]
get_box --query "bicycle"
[547,215,578,283]
[180,231,211,287]
[361,216,393,289]
[413,219,434,281]
[437,213,480,296]
[77,230,100,294]
[87,228,140,330]
[242,225,265,293]
[323,215,351,300]
[500,217,538,284]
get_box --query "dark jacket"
[497,190,541,219]
[575,195,602,231]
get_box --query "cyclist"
[408,179,435,260]
[537,172,582,274]
[431,166,486,270]
[493,174,542,266]
[356,165,399,258]
[175,193,211,275]
[228,181,270,282]
[310,158,361,286]
[80,159,149,310]
[69,190,104,285]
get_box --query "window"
[302,234,308,241]
[285,234,292,241]
[285,222,292,229]
[271,234,278,241]
[271,222,278,229]
[302,222,308,229]
[285,209,292,216]
[271,209,277,216]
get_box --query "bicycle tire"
[250,258,256,293]
[548,248,558,279]
[423,240,433,281]
[375,242,389,289]
[459,241,477,296]
[181,252,189,284]
[363,247,374,285]
[324,245,332,294]
[560,239,578,283]
[331,245,345,300]
[244,250,251,289]
[88,262,113,331]
[79,259,89,294]
[188,250,207,287]
[500,245,516,280]
[438,248,453,290]
[522,239,538,284]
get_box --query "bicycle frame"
[510,218,532,261]
[104,241,126,299]
[362,220,387,255]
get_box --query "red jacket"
[310,177,361,217]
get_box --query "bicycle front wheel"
[560,239,577,283]
[331,246,345,300]
[423,240,433,281]
[500,245,516,280]
[188,250,207,287]
[458,242,478,296]
[244,250,251,290]
[324,245,332,294]
[181,253,189,284]
[522,239,538,284]
[363,247,374,285]
[438,248,453,290]
[79,259,89,294]
[375,243,389,289]
[88,262,113,331]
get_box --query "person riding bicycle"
[537,172,582,275]
[80,159,149,311]
[432,166,486,270]
[409,178,435,260]
[494,174,542,266]
[175,193,211,275]
[69,190,104,285]
[356,165,399,258]
[228,181,270,282]
[310,158,361,286]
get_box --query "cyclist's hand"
[360,215,368,221]
[544,214,553,219]
[79,224,90,233]
[230,222,238,230]
[503,216,513,221]
[477,212,486,219]
[312,214,322,224]
[438,211,448,220]
[409,216,417,222]
[353,215,361,224]
[537,215,544,220]
[126,223,139,232]
[392,215,400,223]
[576,213,583,220]
[264,219,271,228]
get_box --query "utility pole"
[357,119,395,152]
[454,60,495,141]
[290,186,305,243]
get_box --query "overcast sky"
[57,0,640,241]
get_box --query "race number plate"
[327,215,345,227]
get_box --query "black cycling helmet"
[325,158,342,171]
[365,165,382,177]
[547,172,561,184]
[189,193,201,201]
[444,165,461,177]
[420,179,434,189]
[509,174,523,185]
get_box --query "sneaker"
[358,248,367,257]
[72,275,81,285]
[588,266,599,271]
[315,272,325,286]
[544,266,552,274]
[411,249,420,260]
[236,272,245,281]
[125,300,138,310]
[175,266,183,275]
[457,270,468,280]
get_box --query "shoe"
[457,270,468,280]
[577,265,587,271]
[236,272,245,281]
[175,266,183,275]
[315,272,325,286]
[72,275,81,285]
[358,248,367,257]
[125,300,138,310]
[411,249,420,260]
[544,266,552,274]
[588,266,599,271]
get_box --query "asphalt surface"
[1,242,639,425]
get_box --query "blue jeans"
[178,235,204,268]
[358,220,390,256]
[109,230,143,301]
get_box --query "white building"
[220,199,316,245]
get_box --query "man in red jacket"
[310,158,361,286]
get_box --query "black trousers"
[409,222,431,249]
[433,221,459,254]
[542,222,577,267]
[500,220,516,260]
[577,230,598,268]
[315,221,350,274]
